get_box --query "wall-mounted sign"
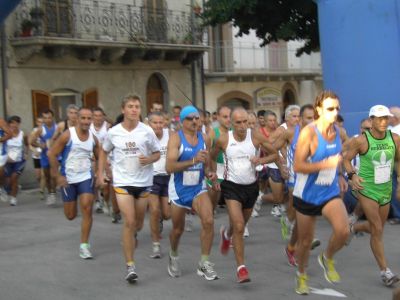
[255,87,282,107]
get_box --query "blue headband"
[180,105,199,122]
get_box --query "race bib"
[216,163,225,179]
[183,170,200,186]
[124,156,141,174]
[315,168,336,186]
[231,156,252,173]
[374,163,391,184]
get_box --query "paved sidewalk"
[0,189,399,300]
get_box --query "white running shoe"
[381,268,400,287]
[251,209,259,218]
[271,205,281,217]
[79,244,93,259]
[243,224,250,237]
[254,194,263,212]
[9,197,17,206]
[0,187,8,203]
[46,193,56,206]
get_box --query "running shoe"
[150,243,161,259]
[102,202,110,216]
[111,212,121,223]
[251,209,259,218]
[345,224,355,246]
[280,215,289,241]
[254,193,263,212]
[381,268,400,287]
[271,204,281,217]
[295,272,310,295]
[243,224,250,237]
[311,238,321,250]
[9,197,17,206]
[79,244,93,259]
[219,225,231,255]
[197,260,219,280]
[318,252,341,283]
[167,252,181,278]
[125,264,138,283]
[237,265,251,283]
[95,200,103,213]
[46,193,56,206]
[285,246,297,267]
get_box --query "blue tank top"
[293,125,341,205]
[39,123,57,159]
[170,130,206,199]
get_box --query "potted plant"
[21,19,34,37]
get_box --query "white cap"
[369,105,393,117]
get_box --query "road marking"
[310,287,347,297]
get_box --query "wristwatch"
[347,171,356,180]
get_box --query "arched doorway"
[282,83,297,111]
[146,73,168,113]
[217,91,253,110]
[223,98,250,110]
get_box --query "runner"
[0,117,12,202]
[48,107,99,259]
[148,111,171,259]
[212,107,280,283]
[29,117,45,200]
[97,94,160,283]
[344,105,400,286]
[4,116,28,206]
[89,107,111,214]
[52,104,79,141]
[30,109,58,205]
[292,90,349,295]
[166,105,219,281]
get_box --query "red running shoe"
[220,225,230,255]
[237,265,251,283]
[285,246,297,267]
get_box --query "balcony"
[204,41,322,82]
[10,0,206,64]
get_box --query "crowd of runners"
[1,91,400,295]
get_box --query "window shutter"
[31,90,51,126]
[82,88,98,109]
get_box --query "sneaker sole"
[80,255,93,259]
[295,278,310,295]
[197,269,219,281]
[238,277,251,283]
[125,273,138,283]
[150,254,162,259]
[318,254,339,284]
[311,240,321,250]
[383,276,400,287]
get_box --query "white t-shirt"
[390,124,400,135]
[153,128,169,176]
[103,122,160,187]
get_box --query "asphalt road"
[0,189,399,300]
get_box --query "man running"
[30,109,58,205]
[292,91,349,295]
[344,105,400,286]
[148,111,171,259]
[48,108,99,259]
[212,107,279,283]
[166,105,218,281]
[0,117,12,202]
[97,94,160,283]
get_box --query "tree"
[202,0,319,56]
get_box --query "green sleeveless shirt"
[358,130,396,205]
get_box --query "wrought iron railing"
[204,41,322,73]
[14,0,203,45]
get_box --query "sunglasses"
[326,106,340,112]
[185,116,200,121]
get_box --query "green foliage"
[203,0,319,56]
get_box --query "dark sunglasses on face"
[185,116,200,121]
[326,106,340,112]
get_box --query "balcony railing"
[204,41,322,74]
[14,0,203,45]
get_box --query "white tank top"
[224,129,257,185]
[90,122,108,144]
[153,128,169,176]
[62,127,95,184]
[7,131,24,162]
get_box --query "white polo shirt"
[103,122,160,187]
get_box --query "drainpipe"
[190,0,197,106]
[0,24,8,118]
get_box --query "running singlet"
[358,130,396,202]
[169,131,206,201]
[153,128,169,176]
[293,125,341,205]
[0,128,6,156]
[90,122,108,144]
[60,127,95,184]
[7,131,24,162]
[213,127,225,179]
[39,123,57,160]
[102,122,160,187]
[224,129,257,185]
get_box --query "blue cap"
[180,105,199,122]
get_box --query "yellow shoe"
[295,272,310,295]
[318,252,341,283]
